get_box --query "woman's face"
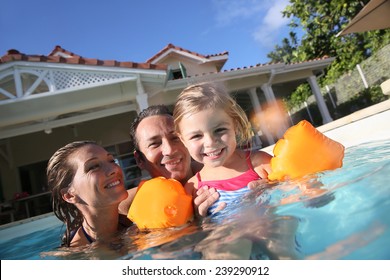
[68,144,128,208]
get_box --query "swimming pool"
[1,137,389,260]
[1,103,389,260]
[0,213,63,259]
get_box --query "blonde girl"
[173,83,271,215]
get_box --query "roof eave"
[164,56,335,91]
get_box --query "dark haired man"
[119,105,220,217]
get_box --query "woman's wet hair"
[47,140,96,247]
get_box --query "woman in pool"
[47,141,129,247]
[173,82,272,215]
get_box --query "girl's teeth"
[206,150,221,157]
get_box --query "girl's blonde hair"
[173,82,252,146]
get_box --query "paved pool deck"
[262,99,390,154]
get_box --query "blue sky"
[1,0,297,70]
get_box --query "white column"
[260,84,276,103]
[307,75,333,124]
[136,77,149,112]
[260,84,288,138]
[248,88,274,145]
[136,93,148,112]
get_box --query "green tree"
[268,0,390,109]
[267,31,299,63]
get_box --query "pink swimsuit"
[196,152,260,214]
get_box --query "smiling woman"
[47,140,129,247]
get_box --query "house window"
[171,69,184,79]
[105,142,142,189]
[168,62,187,80]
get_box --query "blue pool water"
[1,139,390,260]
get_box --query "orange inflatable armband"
[268,120,345,181]
[128,177,194,229]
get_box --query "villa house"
[0,44,334,221]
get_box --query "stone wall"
[327,43,390,104]
[291,44,390,124]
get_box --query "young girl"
[173,82,272,215]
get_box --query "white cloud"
[212,0,267,27]
[211,0,291,48]
[252,0,290,48]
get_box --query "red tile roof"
[219,56,332,74]
[0,46,167,70]
[288,55,330,65]
[0,44,332,78]
[48,45,81,58]
[146,43,229,63]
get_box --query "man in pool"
[118,105,223,217]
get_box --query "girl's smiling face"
[68,144,128,208]
[178,107,237,168]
